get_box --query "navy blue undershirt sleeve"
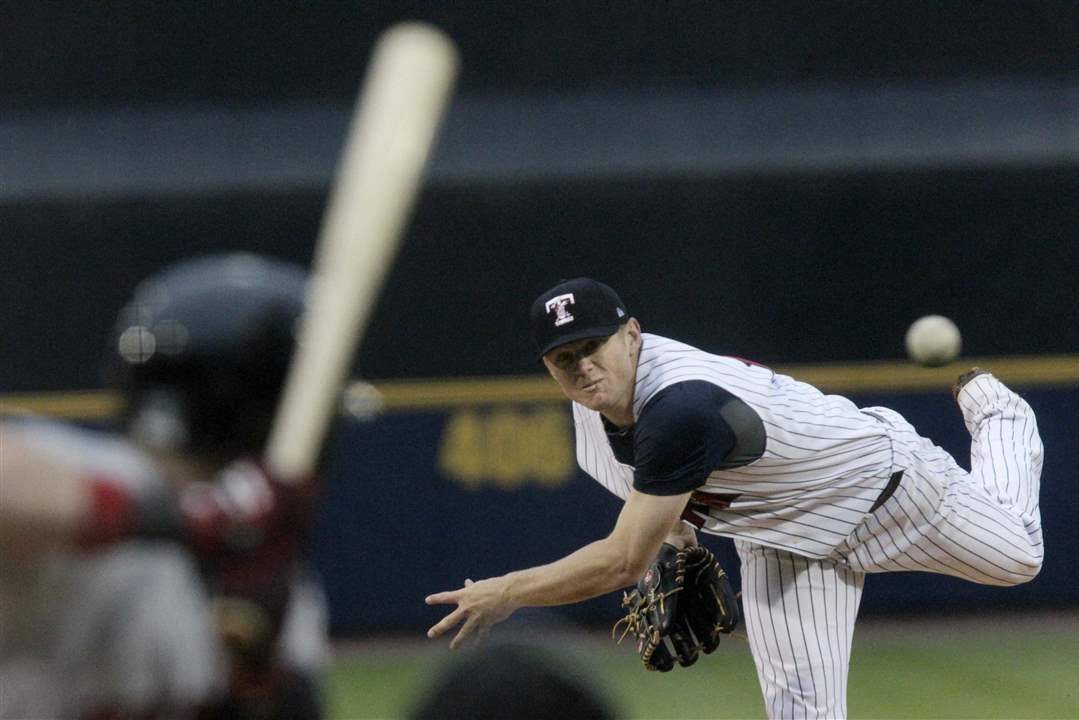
[632,381,753,496]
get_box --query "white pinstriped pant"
[734,374,1043,719]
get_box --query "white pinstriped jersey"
[571,330,1043,719]
[573,333,897,558]
[735,371,1043,719]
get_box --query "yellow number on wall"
[438,405,575,489]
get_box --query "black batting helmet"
[107,253,307,458]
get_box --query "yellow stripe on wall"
[0,390,124,420]
[376,354,1079,408]
[776,355,1079,393]
[2,354,1078,420]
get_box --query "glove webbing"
[611,583,685,642]
[611,547,690,666]
[689,551,738,636]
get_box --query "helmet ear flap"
[125,386,192,454]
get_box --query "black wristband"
[132,484,187,542]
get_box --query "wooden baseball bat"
[265,22,458,481]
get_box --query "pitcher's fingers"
[427,606,467,639]
[464,578,474,587]
[448,614,483,651]
[425,589,462,605]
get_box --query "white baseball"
[905,315,962,366]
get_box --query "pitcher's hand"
[425,577,518,650]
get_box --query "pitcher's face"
[543,319,641,420]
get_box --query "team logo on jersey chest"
[544,293,576,326]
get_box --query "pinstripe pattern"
[838,374,1044,585]
[575,334,895,557]
[569,337,1044,719]
[737,540,862,720]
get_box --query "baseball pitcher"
[426,277,1042,719]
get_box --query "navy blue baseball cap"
[530,278,629,357]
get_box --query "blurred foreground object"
[1,253,328,719]
[407,639,617,720]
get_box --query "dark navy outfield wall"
[4,0,1077,640]
[4,164,1077,633]
[308,382,1078,637]
[7,2,1079,107]
[3,165,1079,393]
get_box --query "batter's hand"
[425,577,518,649]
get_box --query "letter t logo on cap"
[544,293,576,327]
